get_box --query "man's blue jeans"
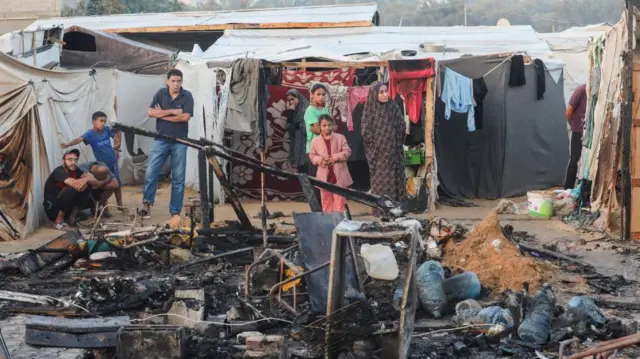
[143,140,188,215]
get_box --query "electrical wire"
[412,324,505,338]
[130,312,294,326]
[44,296,93,314]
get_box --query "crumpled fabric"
[347,86,369,131]
[388,59,434,124]
[226,59,260,133]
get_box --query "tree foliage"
[62,0,624,32]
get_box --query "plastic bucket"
[527,191,554,217]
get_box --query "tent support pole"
[206,154,253,230]
[208,162,214,223]
[260,151,268,248]
[32,34,37,67]
[198,149,211,229]
[621,0,634,241]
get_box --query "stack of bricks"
[241,333,285,359]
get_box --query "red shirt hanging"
[388,59,435,124]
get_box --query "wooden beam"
[279,61,388,69]
[425,76,436,210]
[105,20,373,34]
[424,77,435,161]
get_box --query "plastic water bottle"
[567,296,606,326]
[416,260,447,318]
[360,244,399,280]
[392,286,404,311]
[455,299,482,314]
[443,272,481,302]
[477,306,514,327]
[518,284,555,344]
[455,306,514,327]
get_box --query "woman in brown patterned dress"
[361,82,407,218]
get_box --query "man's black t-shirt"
[44,166,83,200]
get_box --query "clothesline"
[438,51,546,80]
[483,52,523,78]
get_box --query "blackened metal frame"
[326,221,419,359]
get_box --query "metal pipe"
[205,154,252,229]
[268,260,331,314]
[566,334,640,359]
[260,150,268,248]
[208,162,214,223]
[197,150,210,229]
[111,123,403,217]
[244,246,298,300]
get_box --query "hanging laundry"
[394,94,411,136]
[508,55,526,87]
[441,67,475,132]
[388,59,435,124]
[282,68,356,89]
[226,59,261,133]
[472,77,488,130]
[347,86,369,131]
[534,58,546,100]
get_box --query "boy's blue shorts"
[106,161,122,186]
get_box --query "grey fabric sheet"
[225,59,260,133]
[434,56,568,199]
[502,64,568,197]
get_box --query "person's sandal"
[54,222,69,230]
[139,208,151,219]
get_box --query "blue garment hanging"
[442,67,476,132]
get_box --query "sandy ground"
[1,182,557,253]
[1,181,635,291]
[3,181,640,359]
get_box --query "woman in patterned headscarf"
[361,81,407,217]
[285,89,310,172]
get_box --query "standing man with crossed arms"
[141,69,194,227]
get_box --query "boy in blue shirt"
[61,111,123,216]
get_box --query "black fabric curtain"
[434,56,567,199]
[341,102,370,191]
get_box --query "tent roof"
[198,25,560,66]
[539,23,611,103]
[60,26,174,74]
[23,3,378,33]
[539,23,611,52]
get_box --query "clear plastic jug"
[360,243,399,280]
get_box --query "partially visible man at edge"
[141,69,194,228]
[564,84,587,190]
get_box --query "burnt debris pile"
[1,208,639,359]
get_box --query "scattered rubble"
[1,207,639,359]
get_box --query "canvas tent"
[0,52,117,241]
[0,52,233,240]
[539,23,611,104]
[434,55,569,200]
[61,26,175,74]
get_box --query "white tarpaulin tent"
[539,24,611,103]
[0,53,230,240]
[0,52,116,240]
